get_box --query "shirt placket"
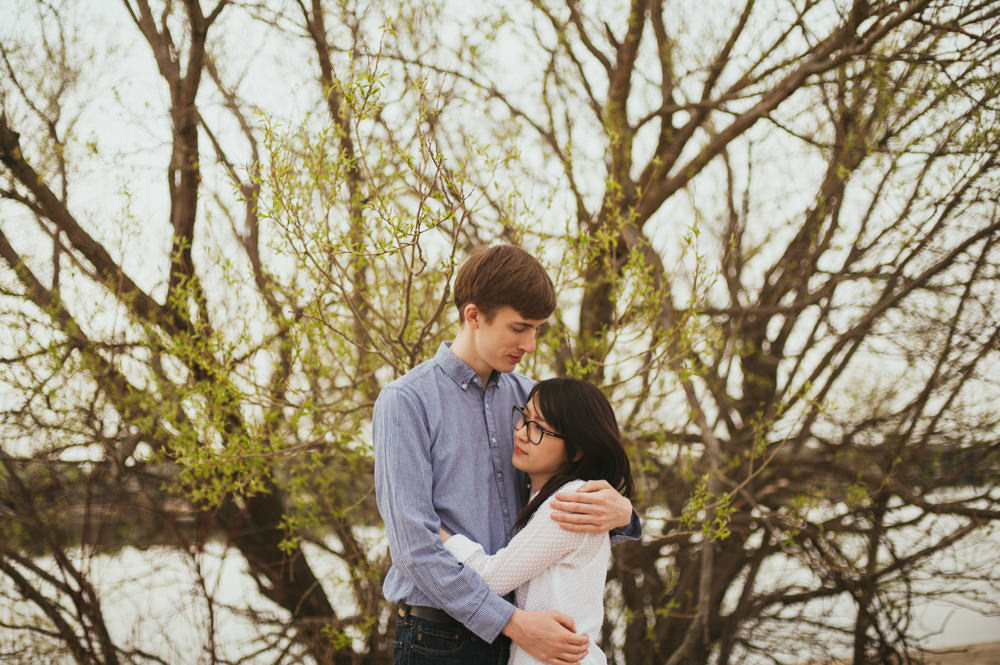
[481,379,513,548]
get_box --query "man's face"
[471,305,547,374]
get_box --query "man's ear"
[464,303,481,328]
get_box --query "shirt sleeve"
[373,384,514,642]
[611,509,642,547]
[443,497,601,596]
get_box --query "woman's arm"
[441,498,601,596]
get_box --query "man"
[374,245,640,665]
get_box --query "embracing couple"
[373,245,640,665]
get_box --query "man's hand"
[550,479,632,533]
[502,608,589,665]
[438,528,451,542]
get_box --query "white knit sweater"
[443,479,610,665]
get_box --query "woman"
[439,377,635,665]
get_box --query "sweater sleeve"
[443,494,601,596]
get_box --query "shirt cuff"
[610,509,642,546]
[466,590,516,643]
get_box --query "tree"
[1,1,465,662]
[2,1,999,664]
[406,1,1000,663]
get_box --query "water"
[2,531,998,663]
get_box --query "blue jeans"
[393,612,510,665]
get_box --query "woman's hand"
[438,527,451,542]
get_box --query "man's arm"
[548,479,641,542]
[373,386,513,641]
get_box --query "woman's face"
[512,395,569,488]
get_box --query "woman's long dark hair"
[512,378,634,532]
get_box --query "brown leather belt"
[397,602,459,627]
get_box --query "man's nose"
[521,329,536,352]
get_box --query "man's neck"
[449,331,493,385]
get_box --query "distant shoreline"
[921,641,1000,665]
[802,641,1000,665]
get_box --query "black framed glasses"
[511,405,563,445]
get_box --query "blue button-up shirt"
[374,342,640,642]
[374,343,530,641]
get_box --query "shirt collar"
[435,341,497,390]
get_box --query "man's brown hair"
[453,244,556,322]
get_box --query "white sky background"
[1,0,999,661]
